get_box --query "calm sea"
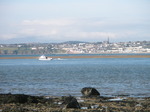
[0,54,150,97]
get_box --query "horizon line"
[0,40,150,44]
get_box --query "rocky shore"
[0,87,150,112]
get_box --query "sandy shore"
[0,54,150,59]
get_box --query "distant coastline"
[1,41,150,54]
[0,54,150,59]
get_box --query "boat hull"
[38,55,52,61]
[39,58,52,61]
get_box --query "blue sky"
[0,0,150,43]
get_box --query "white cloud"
[0,34,17,40]
[22,19,75,26]
[1,18,149,43]
[19,19,118,41]
[65,32,117,39]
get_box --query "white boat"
[38,55,52,61]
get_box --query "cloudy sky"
[0,0,150,43]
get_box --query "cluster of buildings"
[53,40,150,54]
[0,40,150,54]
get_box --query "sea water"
[0,56,150,97]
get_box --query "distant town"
[0,40,150,55]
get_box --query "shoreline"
[0,93,150,112]
[0,54,150,59]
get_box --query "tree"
[4,50,8,54]
[13,50,18,55]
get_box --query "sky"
[0,0,150,44]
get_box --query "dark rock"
[81,87,100,97]
[61,95,80,109]
[0,93,44,104]
[2,106,29,112]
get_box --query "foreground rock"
[0,93,47,104]
[81,87,100,97]
[0,93,150,112]
[61,95,80,109]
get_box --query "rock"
[62,95,80,109]
[0,93,45,104]
[81,87,100,97]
